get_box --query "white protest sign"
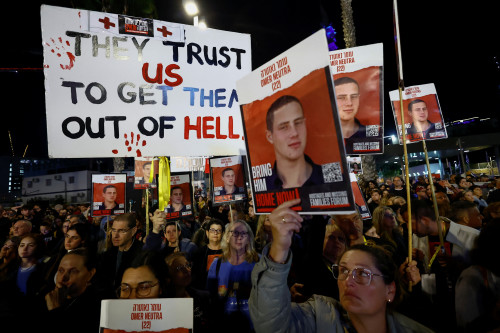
[41,5,251,158]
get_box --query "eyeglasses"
[331,264,386,286]
[117,281,159,298]
[230,230,248,238]
[176,263,192,271]
[111,227,133,234]
[209,228,222,234]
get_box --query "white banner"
[42,5,251,158]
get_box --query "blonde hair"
[221,220,259,263]
[255,214,271,250]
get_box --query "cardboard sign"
[134,157,158,189]
[100,298,193,332]
[210,156,247,204]
[92,174,127,216]
[347,156,362,174]
[237,30,355,214]
[41,5,251,158]
[165,173,193,220]
[389,83,447,143]
[350,173,370,220]
[330,43,384,155]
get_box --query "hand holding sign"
[268,198,303,263]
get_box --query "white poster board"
[41,5,251,157]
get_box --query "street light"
[183,0,199,16]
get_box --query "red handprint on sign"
[44,37,76,70]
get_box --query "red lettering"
[164,64,183,87]
[255,193,276,207]
[142,63,162,84]
[203,117,215,138]
[184,116,201,139]
[228,116,240,139]
[216,117,227,139]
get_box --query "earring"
[387,299,392,303]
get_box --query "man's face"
[12,221,30,237]
[111,220,136,248]
[222,170,235,187]
[69,216,80,226]
[335,213,363,240]
[143,164,151,178]
[409,102,428,123]
[335,82,360,122]
[393,177,402,187]
[266,102,307,162]
[103,187,117,203]
[467,207,483,229]
[171,188,183,205]
[56,254,95,298]
[165,225,180,244]
[459,178,468,188]
[371,192,381,203]
[62,221,71,236]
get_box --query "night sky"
[1,0,499,158]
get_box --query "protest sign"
[237,30,355,214]
[41,5,251,158]
[210,156,247,205]
[347,156,362,174]
[389,83,447,143]
[92,174,126,216]
[134,157,158,189]
[100,298,193,332]
[165,173,193,220]
[350,173,370,220]
[170,156,208,173]
[330,43,384,155]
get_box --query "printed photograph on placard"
[134,157,158,189]
[92,174,127,216]
[389,83,447,143]
[350,173,370,220]
[210,156,247,205]
[237,30,355,214]
[330,43,384,155]
[347,156,363,174]
[165,173,193,220]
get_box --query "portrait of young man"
[219,167,244,195]
[264,95,324,191]
[98,185,119,212]
[406,99,436,140]
[334,77,366,145]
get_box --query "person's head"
[461,190,475,203]
[392,176,403,188]
[483,202,500,222]
[391,196,406,207]
[331,212,363,242]
[62,219,71,236]
[222,220,258,263]
[39,222,52,236]
[142,162,152,178]
[323,223,346,264]
[65,224,89,251]
[1,237,20,262]
[415,186,427,200]
[372,206,397,235]
[471,223,500,275]
[164,222,182,245]
[402,200,436,237]
[408,99,428,123]
[68,215,81,226]
[450,201,483,229]
[18,233,45,260]
[335,244,398,316]
[385,179,393,187]
[334,77,360,123]
[367,181,377,189]
[470,185,484,198]
[205,219,224,245]
[165,252,192,291]
[20,205,30,218]
[56,248,96,299]
[265,95,307,163]
[118,251,167,299]
[435,191,450,206]
[255,214,272,247]
[102,185,117,203]
[456,176,469,189]
[12,220,32,237]
[221,168,236,187]
[371,189,381,204]
[170,187,184,205]
[111,213,137,249]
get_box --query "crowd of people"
[0,172,499,332]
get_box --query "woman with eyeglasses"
[117,251,168,299]
[206,219,259,333]
[250,199,430,333]
[192,218,224,290]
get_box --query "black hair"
[333,76,359,89]
[126,251,169,297]
[67,223,89,244]
[63,247,97,271]
[221,167,234,177]
[113,213,137,228]
[102,185,117,193]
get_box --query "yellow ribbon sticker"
[158,157,171,211]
